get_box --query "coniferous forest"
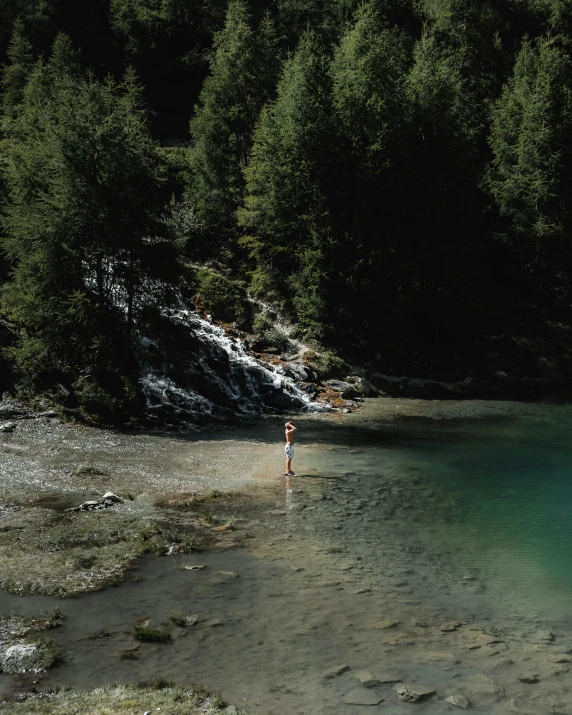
[2,0,572,417]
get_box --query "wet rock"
[395,684,435,703]
[547,653,571,663]
[101,492,124,503]
[545,663,569,676]
[355,670,380,687]
[533,629,554,643]
[0,422,16,433]
[79,500,101,511]
[440,621,461,632]
[374,619,399,630]
[445,695,469,709]
[0,643,38,674]
[207,619,223,627]
[323,664,351,679]
[517,673,539,683]
[493,658,514,669]
[378,674,401,684]
[425,651,460,664]
[461,674,505,699]
[505,697,541,713]
[343,687,383,705]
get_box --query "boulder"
[0,422,16,433]
[325,380,356,398]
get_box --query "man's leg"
[286,456,291,473]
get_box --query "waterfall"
[138,308,321,422]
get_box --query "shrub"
[313,351,347,378]
[194,268,250,325]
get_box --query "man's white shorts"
[285,443,295,460]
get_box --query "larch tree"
[240,31,336,338]
[1,33,176,393]
[187,1,280,254]
[487,35,572,302]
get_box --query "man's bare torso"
[285,422,296,443]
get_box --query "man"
[284,421,297,475]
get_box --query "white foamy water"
[139,308,322,420]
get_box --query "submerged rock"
[343,687,383,705]
[323,664,351,679]
[445,695,469,709]
[395,684,435,703]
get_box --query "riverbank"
[3,398,572,713]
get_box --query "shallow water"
[4,399,572,713]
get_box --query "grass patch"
[34,636,61,670]
[131,625,172,643]
[0,683,240,714]
[152,677,176,690]
[168,612,186,627]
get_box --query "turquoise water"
[304,402,572,622]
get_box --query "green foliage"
[312,350,347,378]
[1,21,33,124]
[187,2,280,251]
[487,36,572,299]
[194,267,250,324]
[1,35,178,398]
[240,31,334,327]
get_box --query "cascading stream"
[138,308,322,421]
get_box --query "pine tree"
[420,0,512,102]
[240,31,334,331]
[487,35,572,301]
[402,30,482,337]
[1,20,34,123]
[1,35,176,391]
[187,1,280,253]
[329,3,412,341]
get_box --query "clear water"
[4,400,572,713]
